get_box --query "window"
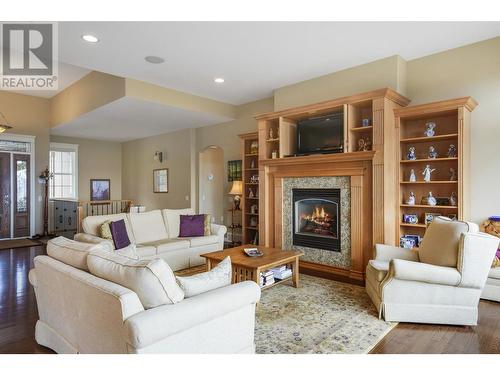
[49,143,78,199]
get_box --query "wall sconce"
[153,151,163,163]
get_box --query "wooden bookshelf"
[239,132,260,245]
[394,97,477,246]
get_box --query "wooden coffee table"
[200,245,304,289]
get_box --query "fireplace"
[292,188,341,252]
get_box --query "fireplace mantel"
[260,153,373,281]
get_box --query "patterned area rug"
[255,274,396,354]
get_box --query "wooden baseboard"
[299,260,365,286]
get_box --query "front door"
[13,154,30,238]
[0,152,11,239]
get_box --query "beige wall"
[273,55,407,110]
[122,128,193,211]
[49,136,122,201]
[195,98,273,223]
[199,146,224,223]
[0,91,50,235]
[407,36,500,223]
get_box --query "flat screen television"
[296,112,344,155]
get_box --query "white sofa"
[29,239,261,354]
[75,208,226,271]
[481,268,500,302]
[366,217,499,326]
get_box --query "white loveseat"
[75,208,226,271]
[29,239,261,354]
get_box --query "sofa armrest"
[374,244,419,262]
[211,223,227,239]
[458,232,500,289]
[74,233,114,251]
[124,280,260,349]
[391,259,461,286]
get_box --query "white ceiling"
[50,96,233,142]
[58,22,500,105]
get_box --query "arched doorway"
[198,146,224,224]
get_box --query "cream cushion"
[82,213,136,243]
[489,267,500,280]
[176,256,232,297]
[140,239,191,254]
[128,210,168,244]
[182,235,220,247]
[418,216,478,267]
[47,236,106,271]
[162,208,195,238]
[87,249,184,309]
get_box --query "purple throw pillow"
[179,214,205,237]
[109,219,131,249]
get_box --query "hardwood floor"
[0,245,498,354]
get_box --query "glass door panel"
[13,154,30,237]
[0,153,10,239]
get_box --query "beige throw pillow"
[204,214,212,236]
[87,249,185,309]
[176,256,232,297]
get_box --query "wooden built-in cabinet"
[394,97,477,245]
[239,132,260,244]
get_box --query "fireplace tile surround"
[283,177,351,269]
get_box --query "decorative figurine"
[449,192,457,206]
[271,150,278,159]
[250,159,256,169]
[449,167,457,181]
[409,169,417,182]
[250,175,259,184]
[424,122,436,137]
[358,138,366,152]
[407,146,417,160]
[428,145,438,159]
[364,137,372,151]
[427,192,437,206]
[447,144,457,158]
[362,118,370,127]
[422,164,436,182]
[406,191,416,206]
[269,127,274,140]
[250,140,258,154]
[250,204,258,214]
[248,188,254,198]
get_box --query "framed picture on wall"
[228,160,242,182]
[90,179,110,201]
[153,168,168,193]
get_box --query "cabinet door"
[53,201,64,233]
[64,201,77,231]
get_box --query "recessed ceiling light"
[82,34,99,43]
[145,56,165,64]
[214,78,225,83]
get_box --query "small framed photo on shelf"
[400,234,422,249]
[424,213,441,225]
[90,179,110,201]
[153,168,168,193]
[403,214,419,224]
[435,197,451,206]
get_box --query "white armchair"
[366,217,499,326]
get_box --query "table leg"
[253,268,261,286]
[292,257,300,288]
[206,259,212,271]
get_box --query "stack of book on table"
[270,265,292,280]
[260,269,275,287]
